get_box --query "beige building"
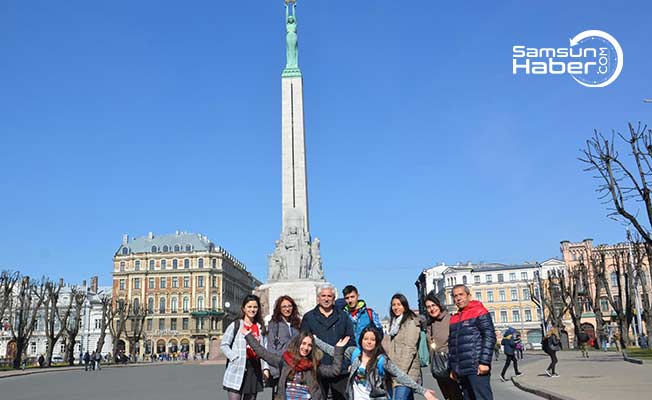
[112,231,261,359]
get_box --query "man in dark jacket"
[449,284,496,400]
[301,284,355,400]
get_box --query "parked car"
[51,355,64,363]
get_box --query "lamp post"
[626,228,645,345]
[534,263,546,336]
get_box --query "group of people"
[220,283,504,400]
[82,350,103,371]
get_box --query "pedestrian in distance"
[424,292,463,400]
[315,326,439,400]
[613,332,621,352]
[221,294,269,400]
[91,351,97,370]
[95,351,102,371]
[448,284,497,400]
[542,327,561,377]
[265,295,302,399]
[514,335,524,360]
[83,351,91,371]
[300,284,355,400]
[577,330,590,358]
[342,285,384,343]
[244,327,350,400]
[499,332,522,382]
[493,343,500,361]
[386,293,422,400]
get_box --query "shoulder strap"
[377,354,385,377]
[230,319,240,347]
[367,308,374,324]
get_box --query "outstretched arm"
[317,336,350,378]
[313,336,355,360]
[243,332,282,368]
[386,359,438,400]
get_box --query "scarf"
[389,314,403,337]
[283,351,313,372]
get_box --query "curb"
[622,352,644,365]
[0,361,185,379]
[511,376,576,400]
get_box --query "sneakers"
[515,372,523,377]
[544,369,552,377]
[551,373,560,378]
[500,376,507,382]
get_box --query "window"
[133,278,140,289]
[610,272,618,287]
[148,298,154,314]
[197,296,204,310]
[151,246,157,253]
[487,290,494,302]
[184,259,190,269]
[522,288,530,300]
[149,260,155,270]
[94,319,101,329]
[212,296,217,309]
[161,259,167,270]
[172,259,178,269]
[475,291,482,301]
[159,298,166,314]
[119,279,125,290]
[171,318,177,330]
[524,309,532,321]
[474,275,480,284]
[185,245,192,252]
[499,290,506,302]
[122,247,129,255]
[485,274,492,283]
[212,259,217,268]
[133,298,140,313]
[509,273,516,281]
[183,297,189,312]
[489,311,496,321]
[149,278,155,289]
[119,261,125,272]
[182,318,189,330]
[31,342,37,354]
[171,297,178,313]
[198,258,204,268]
[500,310,508,323]
[160,277,167,289]
[147,319,152,331]
[174,244,180,252]
[512,310,521,322]
[172,277,178,288]
[159,319,165,331]
[211,276,217,288]
[511,289,518,301]
[134,260,141,271]
[183,276,189,288]
[197,276,204,288]
[600,297,610,312]
[497,274,504,283]
[521,271,528,280]
[163,245,169,252]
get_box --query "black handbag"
[430,351,449,380]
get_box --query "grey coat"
[245,333,344,400]
[220,320,268,391]
[316,338,427,400]
[265,319,299,379]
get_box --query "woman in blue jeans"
[387,294,422,400]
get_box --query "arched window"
[174,244,180,252]
[172,259,178,269]
[118,298,126,310]
[147,297,154,314]
[171,297,178,313]
[183,297,189,312]
[185,245,192,252]
[151,246,157,253]
[212,259,217,268]
[212,296,217,310]
[135,260,140,271]
[610,272,618,287]
[159,298,166,314]
[122,247,129,255]
[162,245,169,252]
[133,298,140,313]
[197,296,204,310]
[161,259,167,270]
[198,258,204,268]
[149,260,155,270]
[184,259,190,269]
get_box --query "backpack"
[225,319,240,367]
[351,347,385,377]
[541,336,549,352]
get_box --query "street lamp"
[626,228,645,346]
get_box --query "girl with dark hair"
[265,296,302,396]
[242,329,350,400]
[221,295,268,400]
[315,326,438,400]
[387,294,421,400]
[424,293,463,400]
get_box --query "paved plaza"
[0,359,542,400]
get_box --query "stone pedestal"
[255,280,332,319]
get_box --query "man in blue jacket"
[448,284,497,400]
[301,283,355,400]
[341,285,384,343]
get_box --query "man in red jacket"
[448,284,496,400]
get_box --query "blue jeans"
[392,385,414,400]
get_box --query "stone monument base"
[255,280,332,319]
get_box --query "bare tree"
[631,236,652,347]
[126,305,147,359]
[581,122,652,347]
[555,264,587,347]
[594,249,634,346]
[10,276,47,369]
[529,270,572,330]
[43,279,74,367]
[0,270,20,325]
[95,293,114,354]
[63,287,85,366]
[110,299,129,360]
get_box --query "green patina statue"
[283,0,301,76]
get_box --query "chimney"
[91,276,98,293]
[122,234,129,245]
[148,232,154,240]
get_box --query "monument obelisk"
[256,0,328,318]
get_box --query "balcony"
[190,308,225,318]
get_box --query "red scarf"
[283,351,313,372]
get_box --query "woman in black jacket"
[499,333,522,382]
[543,328,562,377]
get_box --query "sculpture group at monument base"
[255,279,333,320]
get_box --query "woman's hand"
[424,389,439,400]
[335,336,350,347]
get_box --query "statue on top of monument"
[285,0,299,70]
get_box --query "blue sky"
[1,0,651,316]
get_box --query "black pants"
[435,377,464,400]
[500,355,519,378]
[459,374,494,400]
[516,349,523,359]
[319,374,348,400]
[546,351,558,374]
